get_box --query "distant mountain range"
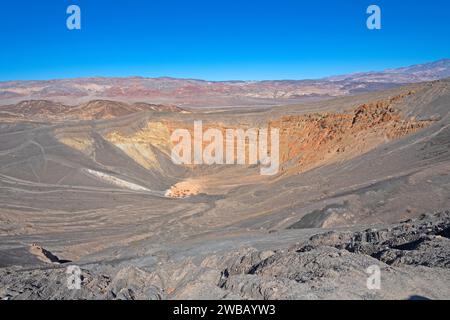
[1,59,449,108]
[326,58,450,83]
[0,100,185,123]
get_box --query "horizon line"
[1,58,449,84]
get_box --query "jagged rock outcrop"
[1,212,449,300]
[29,244,62,264]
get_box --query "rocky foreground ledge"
[1,211,449,300]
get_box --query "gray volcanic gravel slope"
[0,212,449,300]
[0,79,450,299]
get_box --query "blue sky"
[0,0,449,81]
